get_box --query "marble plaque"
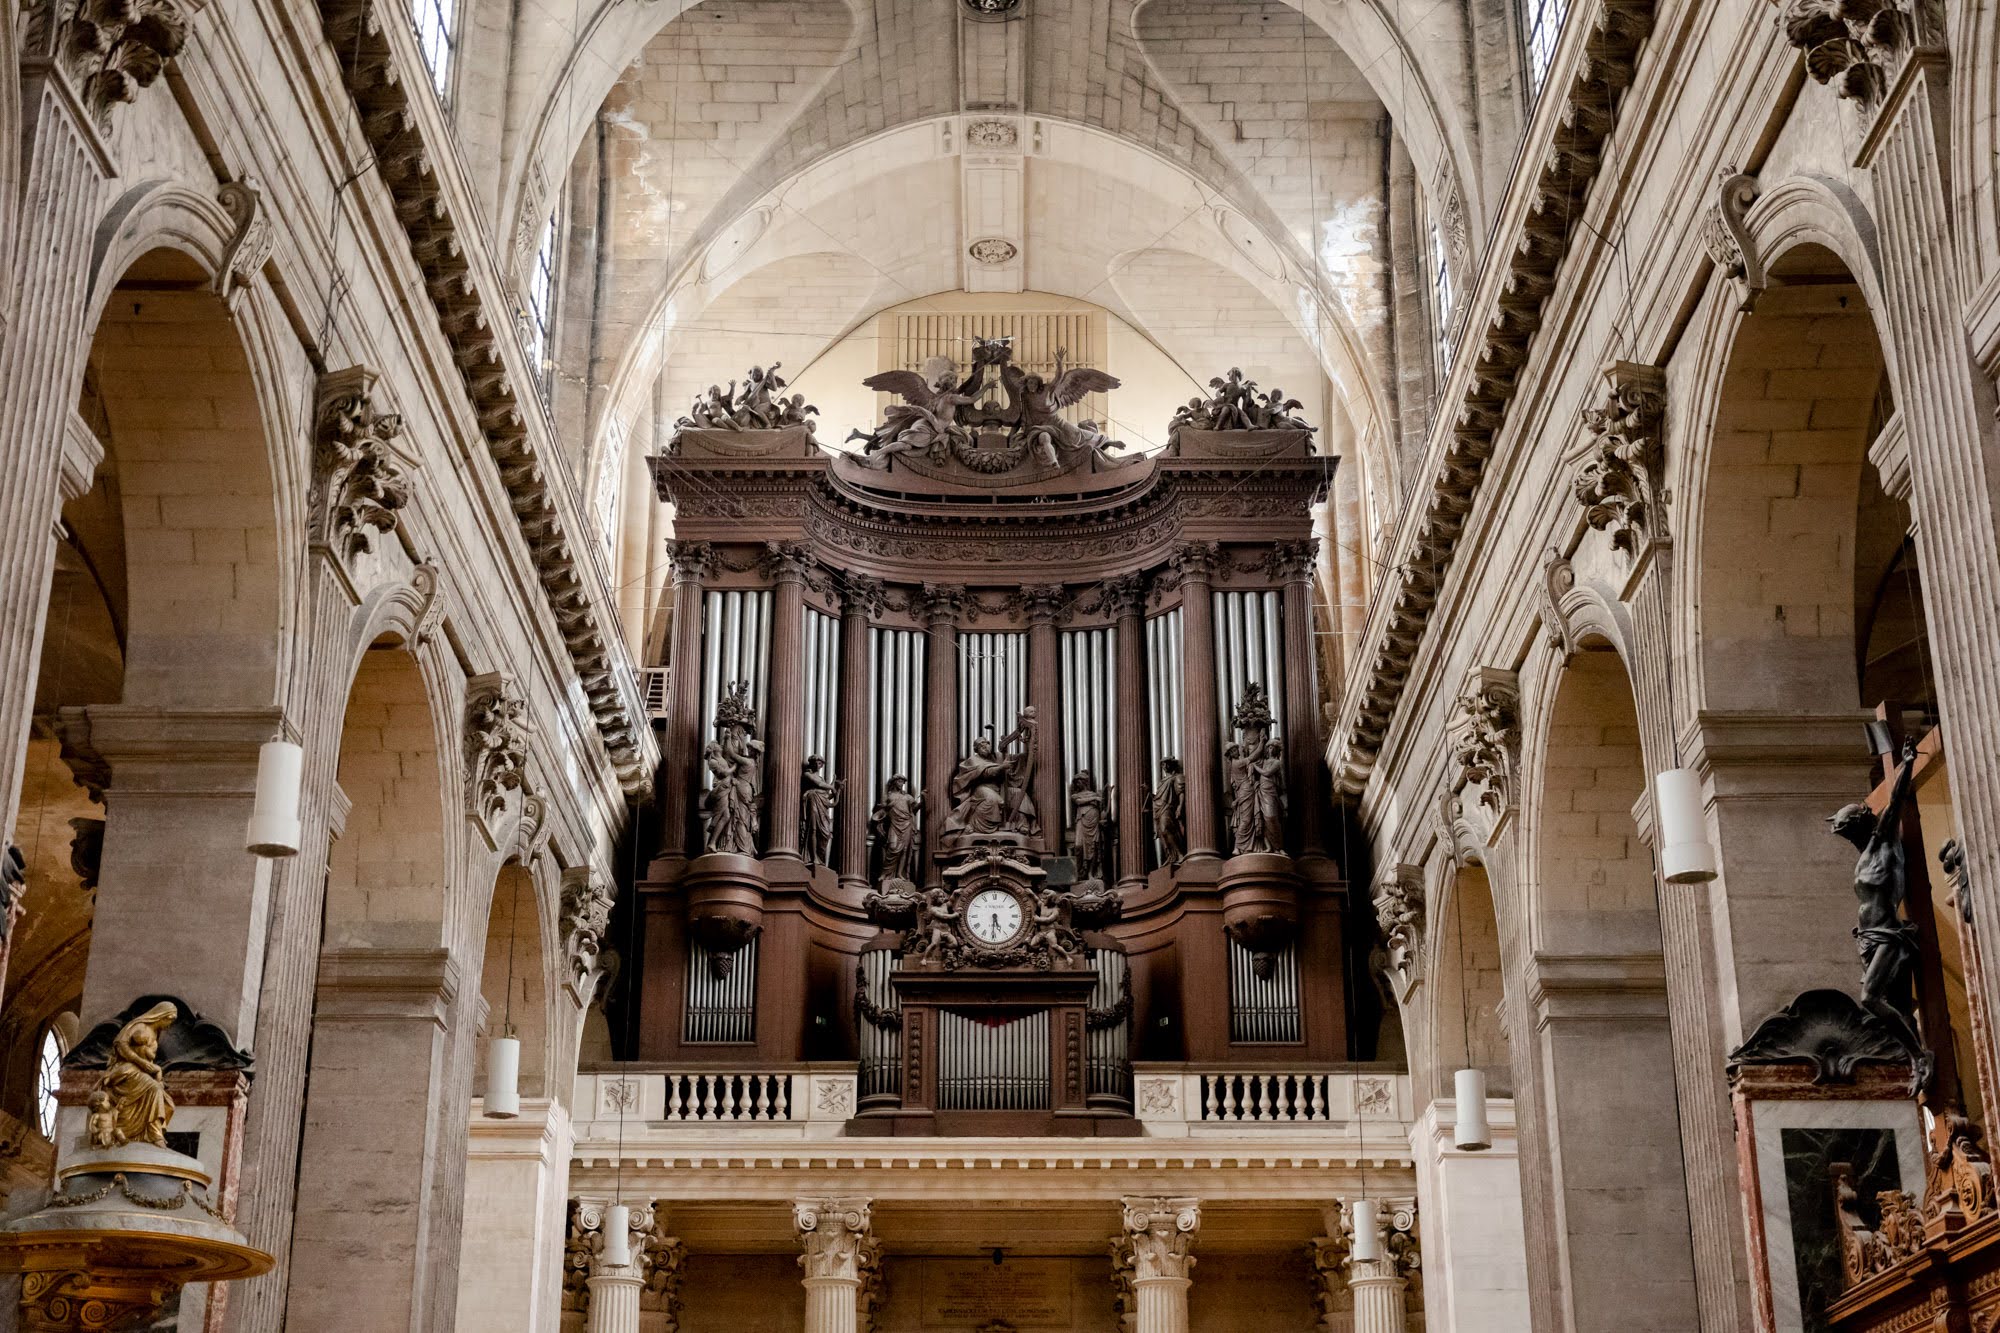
[919,1258,1074,1327]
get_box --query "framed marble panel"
[1748,1098,1924,1333]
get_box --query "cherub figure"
[917,887,961,964]
[1026,888,1069,960]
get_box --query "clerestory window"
[411,0,457,102]
[1522,0,1569,97]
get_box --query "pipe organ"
[637,348,1349,1132]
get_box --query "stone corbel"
[1536,548,1580,665]
[214,177,273,306]
[559,866,615,1006]
[1447,666,1521,841]
[312,366,420,577]
[465,672,532,850]
[59,410,106,520]
[1699,167,1764,312]
[1370,864,1426,1005]
[1572,360,1669,564]
[1867,408,1911,502]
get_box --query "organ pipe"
[1228,938,1301,1043]
[684,935,759,1043]
[802,610,840,777]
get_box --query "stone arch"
[1516,641,1699,1330]
[1425,860,1510,1099]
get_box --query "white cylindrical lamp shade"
[484,1034,521,1118]
[246,740,304,857]
[1654,767,1718,883]
[1452,1067,1492,1150]
[601,1204,632,1268]
[1349,1198,1381,1262]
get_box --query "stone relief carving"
[1223,684,1285,856]
[674,364,818,437]
[964,118,1019,150]
[1168,367,1315,446]
[857,1234,887,1331]
[313,366,416,563]
[61,0,193,115]
[968,238,1019,265]
[1136,1076,1178,1115]
[1778,0,1910,100]
[1537,549,1580,665]
[1372,864,1425,1003]
[560,867,615,1002]
[1447,667,1521,817]
[795,1198,873,1281]
[1108,1233,1138,1321]
[851,339,1124,473]
[1119,1197,1201,1281]
[641,1229,688,1317]
[1307,1228,1354,1326]
[1700,167,1764,312]
[466,672,532,839]
[215,177,273,305]
[1573,360,1668,556]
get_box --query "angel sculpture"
[1013,352,1121,465]
[850,359,973,466]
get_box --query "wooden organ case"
[636,352,1347,1134]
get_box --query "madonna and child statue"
[942,708,1040,846]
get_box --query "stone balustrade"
[1131,1066,1412,1138]
[573,1067,858,1137]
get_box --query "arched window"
[1426,208,1456,380]
[34,1025,65,1140]
[524,210,561,397]
[1521,0,1569,96]
[411,0,457,101]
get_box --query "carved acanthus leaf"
[1371,864,1426,1003]
[1537,549,1579,664]
[314,366,416,562]
[1573,360,1668,556]
[1778,0,1910,101]
[1448,667,1521,816]
[466,672,532,840]
[1699,168,1764,312]
[214,178,274,304]
[560,867,616,1002]
[62,0,193,115]
[795,1198,873,1282]
[1120,1196,1201,1281]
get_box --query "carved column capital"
[1022,583,1067,625]
[1105,573,1148,618]
[841,575,885,616]
[1778,0,1912,101]
[1266,539,1319,583]
[1573,360,1668,556]
[565,1197,658,1282]
[55,0,200,118]
[1448,666,1521,819]
[667,540,716,584]
[1119,1196,1201,1281]
[467,672,533,847]
[1371,864,1426,1003]
[761,541,814,585]
[1169,541,1221,586]
[795,1197,874,1282]
[313,365,416,563]
[559,867,615,1004]
[919,584,966,628]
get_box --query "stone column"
[565,1198,655,1333]
[1024,584,1064,855]
[1320,1199,1420,1333]
[920,586,963,883]
[795,1197,873,1333]
[1119,1197,1200,1333]
[763,542,812,861]
[657,541,715,862]
[1171,545,1222,867]
[1274,540,1328,862]
[1109,574,1150,891]
[834,578,881,893]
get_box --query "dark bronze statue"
[1829,738,1924,1059]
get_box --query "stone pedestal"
[1410,1098,1529,1333]
[1120,1198,1199,1333]
[796,1198,873,1333]
[457,1098,573,1333]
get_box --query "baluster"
[1204,1076,1220,1121]
[1250,1075,1267,1120]
[774,1076,791,1120]
[667,1077,684,1121]
[1277,1075,1295,1121]
[754,1076,770,1120]
[698,1074,715,1120]
[1226,1076,1242,1121]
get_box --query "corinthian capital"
[1169,542,1221,585]
[313,365,416,562]
[795,1197,873,1282]
[1120,1196,1201,1281]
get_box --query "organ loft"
[633,341,1351,1130]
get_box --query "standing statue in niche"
[700,681,764,856]
[1224,685,1285,855]
[88,1000,179,1148]
[943,708,1040,839]
[1069,770,1108,882]
[1830,737,1927,1061]
[871,775,922,884]
[801,756,841,869]
[1149,757,1186,867]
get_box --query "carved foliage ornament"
[1700,167,1764,312]
[1778,0,1910,101]
[466,672,532,836]
[1573,360,1668,555]
[560,867,615,999]
[215,178,274,304]
[314,366,416,562]
[61,0,192,115]
[1372,864,1425,1002]
[968,238,1020,265]
[965,118,1020,150]
[1448,667,1521,815]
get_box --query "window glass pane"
[1523,0,1568,95]
[35,1028,62,1139]
[411,0,455,101]
[1429,212,1455,378]
[525,212,559,398]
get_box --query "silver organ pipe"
[856,949,901,1100]
[803,610,840,777]
[700,589,775,797]
[936,1010,1051,1110]
[684,935,759,1043]
[1146,610,1185,865]
[1212,590,1285,743]
[1058,628,1118,832]
[1228,937,1301,1043]
[1088,950,1133,1104]
[957,632,1026,755]
[867,628,927,809]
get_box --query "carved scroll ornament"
[313,366,416,563]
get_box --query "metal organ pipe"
[1227,938,1301,1043]
[867,629,927,810]
[1146,611,1185,865]
[803,610,839,777]
[937,1011,1050,1109]
[1212,591,1285,743]
[956,632,1026,755]
[1059,628,1118,835]
[685,935,758,1044]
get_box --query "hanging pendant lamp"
[1350,1197,1381,1263]
[484,1032,521,1119]
[245,740,304,857]
[1452,1067,1492,1150]
[1654,767,1718,883]
[601,1204,632,1268]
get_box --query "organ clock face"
[966,888,1024,945]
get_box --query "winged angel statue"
[850,339,1128,473]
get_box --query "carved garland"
[466,672,532,837]
[313,366,416,563]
